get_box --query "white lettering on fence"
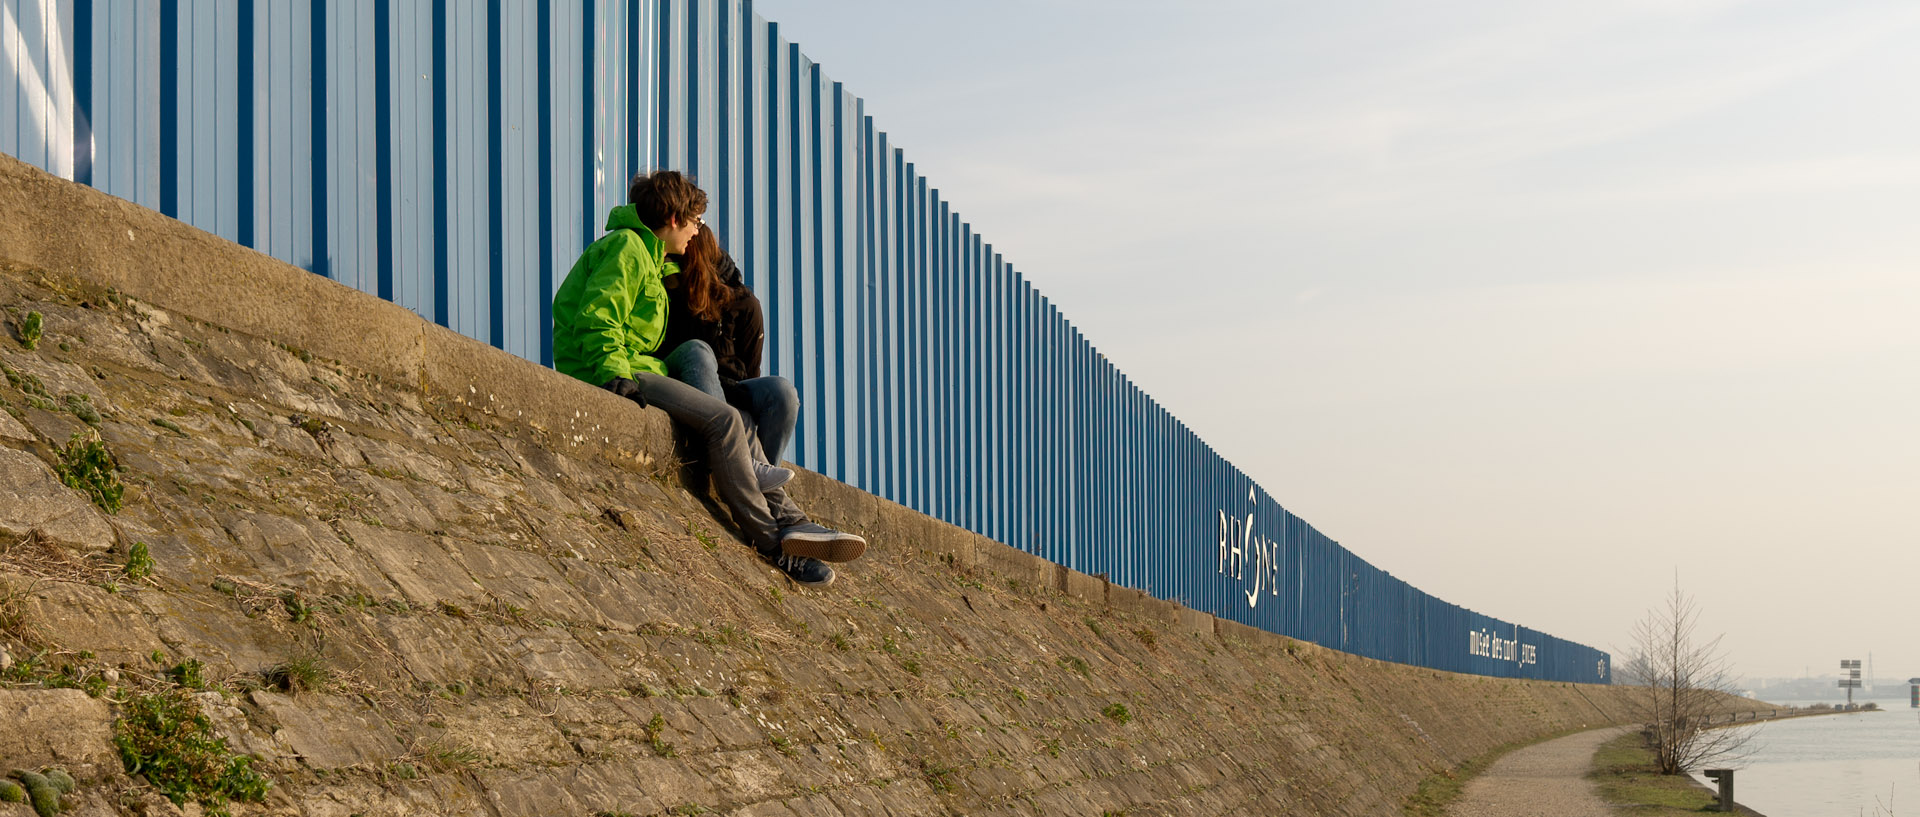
[1467,628,1537,667]
[1216,505,1279,610]
[1207,499,1572,672]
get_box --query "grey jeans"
[608,372,809,554]
[663,340,800,464]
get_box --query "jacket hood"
[714,252,744,287]
[604,205,661,249]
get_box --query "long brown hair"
[677,222,729,322]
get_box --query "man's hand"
[603,377,647,408]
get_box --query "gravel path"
[1446,726,1630,817]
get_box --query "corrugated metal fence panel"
[3,0,1612,685]
[90,0,161,209]
[4,0,75,179]
[498,0,541,358]
[329,0,379,298]
[260,0,314,272]
[444,0,485,342]
[173,0,233,243]
[390,1,433,319]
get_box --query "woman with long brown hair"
[660,223,805,507]
[555,171,863,588]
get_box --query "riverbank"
[1589,731,1768,816]
[1589,705,1862,815]
[1422,706,1837,816]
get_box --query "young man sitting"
[551,170,865,586]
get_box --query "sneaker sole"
[757,471,794,492]
[780,532,867,563]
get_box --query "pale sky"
[755,0,1920,685]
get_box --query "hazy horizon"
[755,0,1920,680]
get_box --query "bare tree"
[1620,578,1753,774]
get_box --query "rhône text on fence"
[1217,509,1280,609]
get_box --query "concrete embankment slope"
[0,154,1774,816]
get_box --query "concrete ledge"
[1108,585,1176,624]
[790,474,966,561]
[785,471,891,539]
[1057,565,1106,602]
[1291,637,1335,660]
[0,154,425,384]
[1213,616,1268,645]
[421,325,675,469]
[906,513,978,567]
[1173,605,1213,635]
[977,541,1054,593]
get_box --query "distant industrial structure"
[1840,659,1862,708]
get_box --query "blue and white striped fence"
[3,0,1609,683]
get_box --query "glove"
[603,376,647,409]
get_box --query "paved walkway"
[1447,726,1629,817]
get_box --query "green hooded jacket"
[551,205,680,385]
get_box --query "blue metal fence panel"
[331,0,381,297]
[830,82,854,485]
[742,9,769,375]
[499,0,539,357]
[3,0,1611,685]
[389,1,434,319]
[91,0,161,210]
[2,0,24,167]
[262,0,311,270]
[800,62,821,473]
[445,1,485,339]
[767,28,789,393]
[172,0,234,243]
[4,0,75,177]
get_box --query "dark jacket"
[657,251,764,383]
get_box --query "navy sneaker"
[768,553,834,587]
[778,522,867,563]
[754,461,794,493]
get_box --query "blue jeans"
[664,341,799,465]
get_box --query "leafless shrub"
[1619,578,1753,774]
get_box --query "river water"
[1692,705,1920,816]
